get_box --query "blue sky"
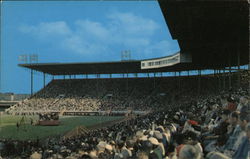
[1,1,180,94]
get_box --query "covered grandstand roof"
[19,0,249,75]
[158,0,249,66]
[18,53,193,75]
[18,58,232,75]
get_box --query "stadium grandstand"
[1,0,250,159]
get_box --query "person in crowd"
[178,145,202,159]
[223,111,241,152]
[232,122,250,159]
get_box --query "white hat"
[105,144,113,151]
[89,150,97,158]
[97,141,106,151]
[30,151,42,159]
[148,137,159,145]
[154,131,163,140]
[136,131,144,138]
[139,135,148,141]
[149,130,154,136]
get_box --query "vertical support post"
[228,53,232,90]
[218,69,221,91]
[135,73,138,78]
[174,72,177,90]
[86,74,88,79]
[213,69,216,90]
[237,51,241,88]
[109,74,112,78]
[187,70,189,77]
[126,71,129,95]
[198,70,201,95]
[178,71,181,94]
[96,74,99,92]
[153,73,156,89]
[43,72,46,88]
[223,69,226,90]
[63,75,65,80]
[31,69,33,96]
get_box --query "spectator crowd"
[1,72,250,158]
[6,74,233,114]
[1,86,249,159]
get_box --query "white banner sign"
[141,52,191,69]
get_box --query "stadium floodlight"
[29,54,38,63]
[18,54,28,63]
[18,54,38,63]
[121,50,131,61]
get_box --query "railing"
[8,110,150,116]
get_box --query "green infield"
[0,115,122,140]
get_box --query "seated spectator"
[178,145,203,159]
[223,111,241,152]
[226,96,237,112]
[232,122,250,159]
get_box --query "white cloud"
[19,21,72,38]
[19,11,175,57]
[107,12,159,36]
[61,35,109,55]
[75,20,109,40]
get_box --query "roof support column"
[174,72,177,91]
[31,69,33,96]
[109,74,112,78]
[43,72,46,88]
[96,73,99,93]
[214,69,218,91]
[187,70,189,77]
[218,69,221,91]
[63,75,65,80]
[153,73,156,89]
[228,53,232,90]
[237,50,241,88]
[126,71,129,95]
[178,71,181,94]
[223,68,226,90]
[134,73,138,78]
[198,70,201,95]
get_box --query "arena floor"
[0,115,122,140]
